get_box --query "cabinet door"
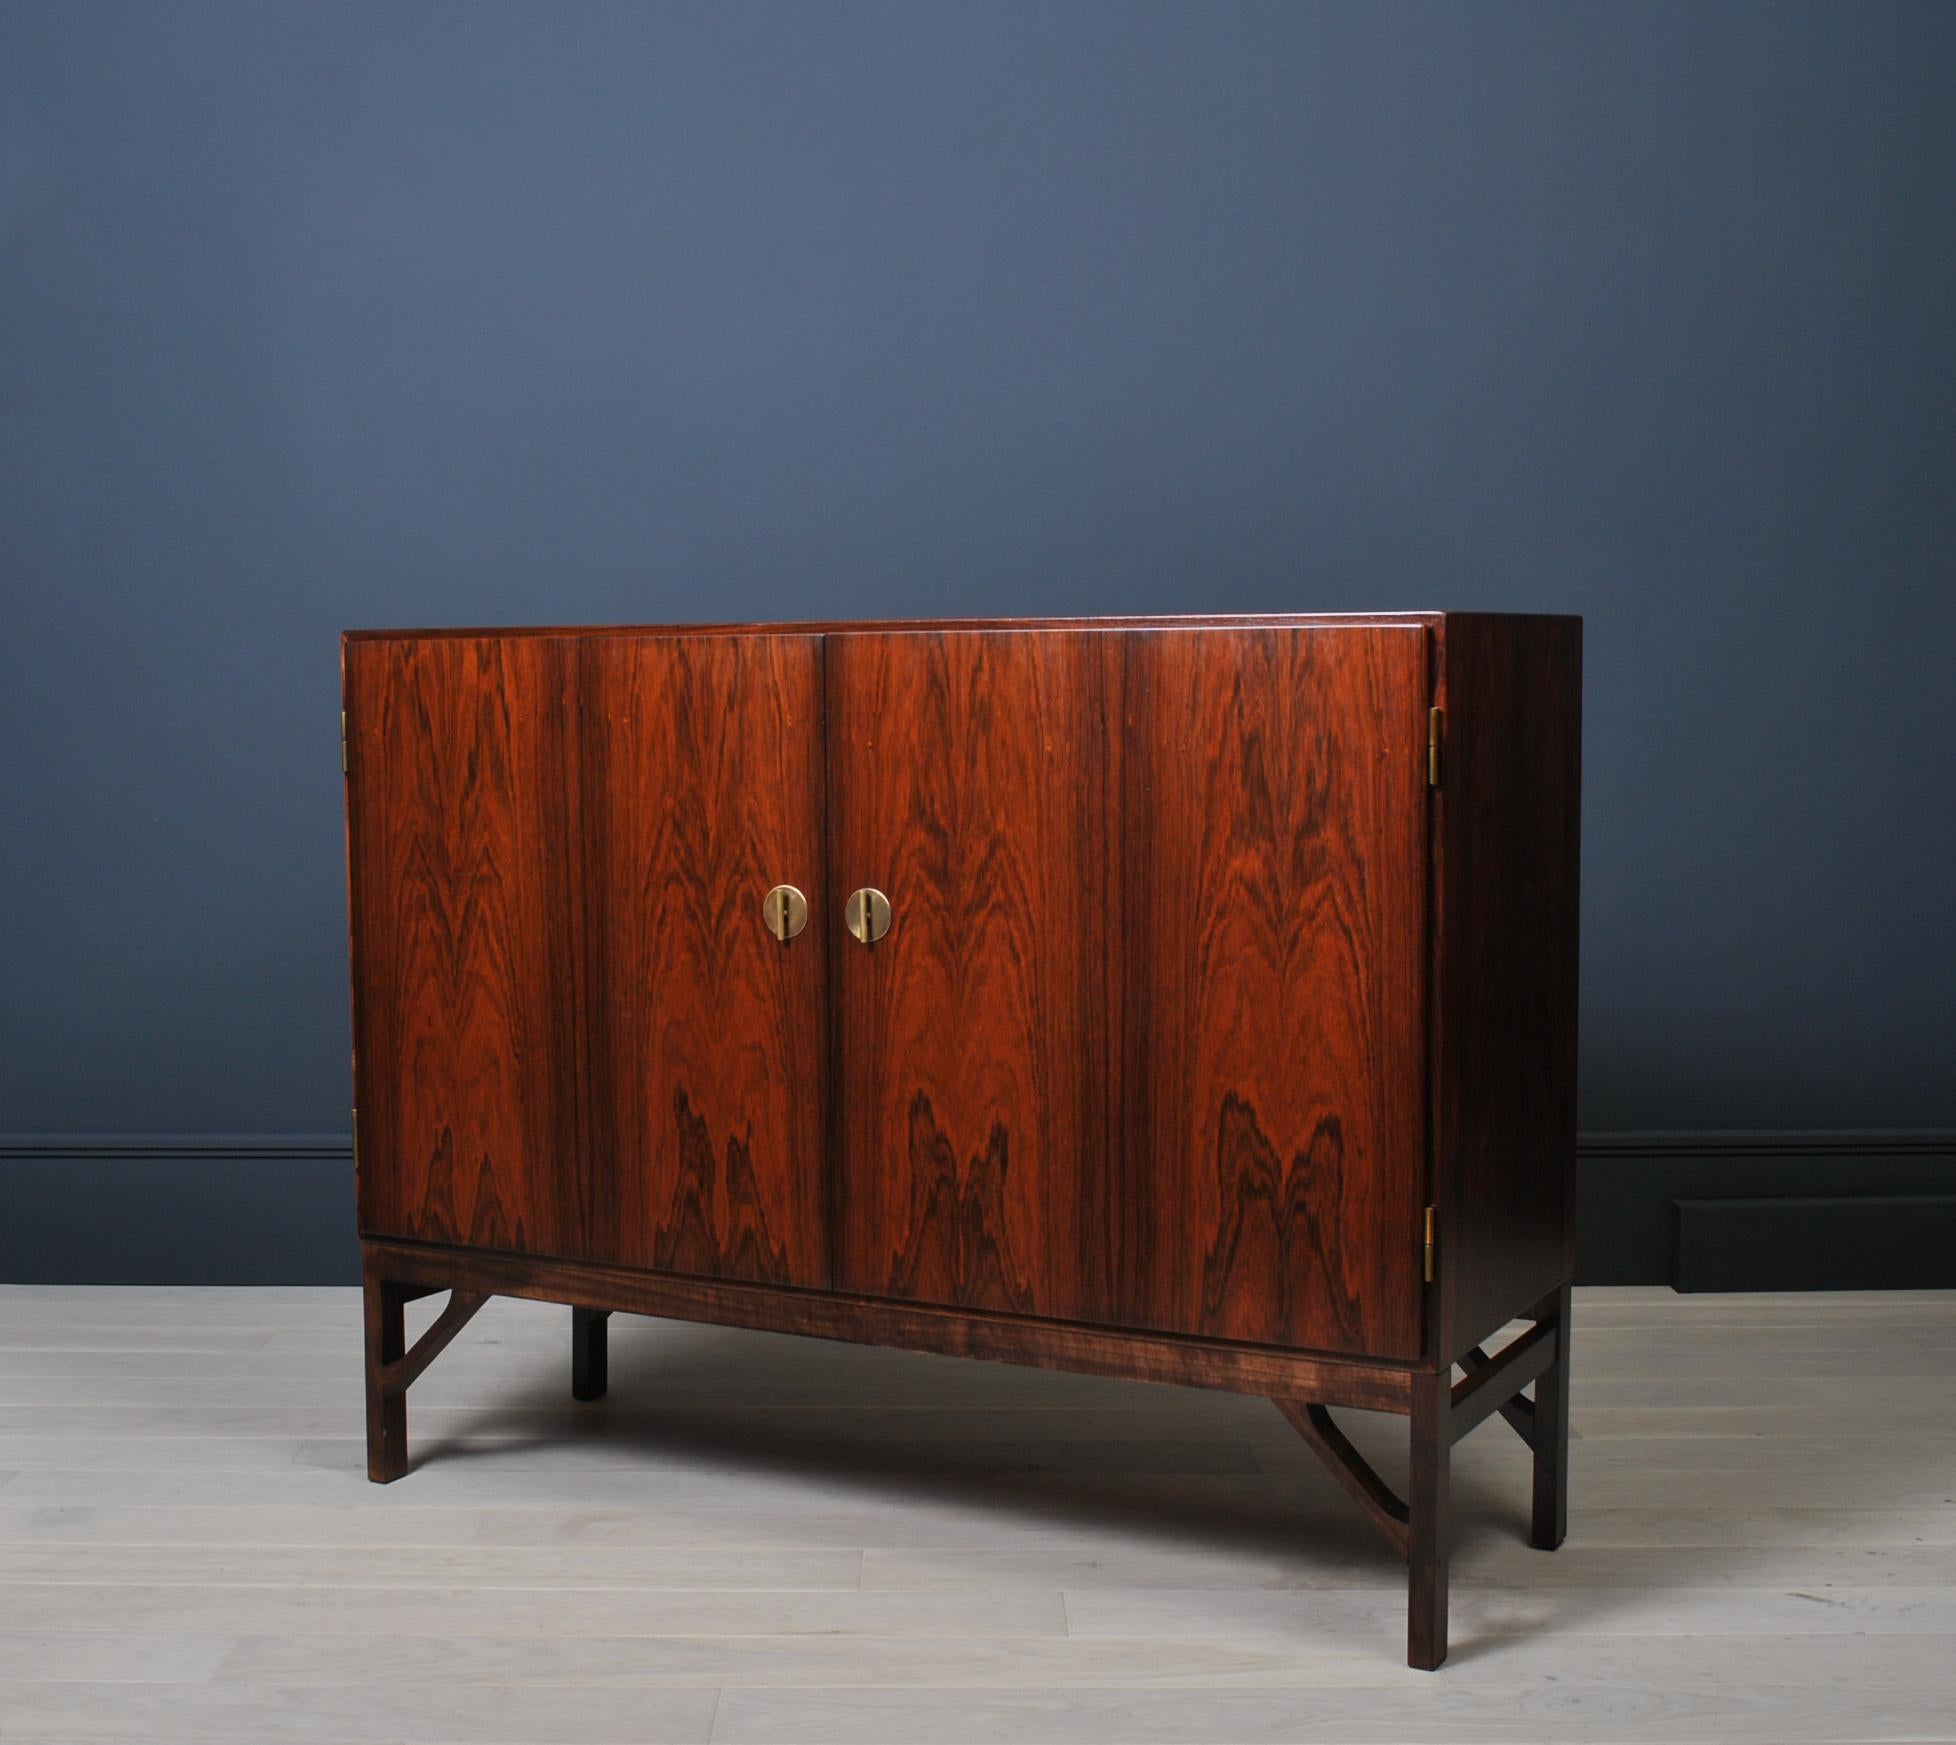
[1123,626,1430,1358]
[346,633,829,1287]
[586,635,829,1286]
[346,635,591,1260]
[827,631,1123,1321]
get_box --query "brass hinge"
[1427,707,1443,787]
[1423,1204,1436,1283]
[340,710,349,775]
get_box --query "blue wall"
[4,2,1952,1160]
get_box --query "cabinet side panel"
[345,636,591,1256]
[589,634,830,1288]
[828,631,1125,1324]
[1124,626,1429,1358]
[1434,614,1582,1358]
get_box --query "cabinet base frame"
[1270,1284,1570,1669]
[360,1238,1570,1670]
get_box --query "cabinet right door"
[826,629,1123,1325]
[1122,626,1431,1359]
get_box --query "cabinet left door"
[344,633,831,1287]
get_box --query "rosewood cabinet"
[343,612,1581,1670]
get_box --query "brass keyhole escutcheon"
[845,887,891,945]
[762,884,808,943]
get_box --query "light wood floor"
[0,1286,1952,1742]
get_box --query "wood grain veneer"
[345,634,830,1286]
[1121,625,1429,1357]
[827,630,1123,1324]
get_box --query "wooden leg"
[363,1266,409,1484]
[1531,1282,1572,1550]
[1407,1368,1452,1670]
[572,1307,611,1402]
[362,1246,490,1484]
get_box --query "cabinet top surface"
[344,611,1576,643]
